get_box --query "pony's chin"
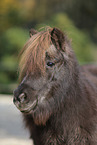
[20,107,34,113]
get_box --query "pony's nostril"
[19,93,27,103]
[19,93,26,99]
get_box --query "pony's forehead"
[47,44,57,56]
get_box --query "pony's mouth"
[13,93,38,113]
[14,99,38,113]
[14,94,45,113]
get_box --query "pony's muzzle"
[13,87,37,113]
[13,88,27,104]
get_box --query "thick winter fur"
[13,27,97,145]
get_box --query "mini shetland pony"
[13,27,97,145]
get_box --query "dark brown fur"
[13,27,97,145]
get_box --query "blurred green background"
[0,0,97,94]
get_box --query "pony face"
[13,27,70,115]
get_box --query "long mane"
[19,27,53,80]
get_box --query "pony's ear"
[29,28,38,37]
[51,28,65,51]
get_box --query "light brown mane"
[19,27,53,80]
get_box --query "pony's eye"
[47,62,55,67]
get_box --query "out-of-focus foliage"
[0,0,97,94]
[0,0,35,32]
[0,27,28,94]
[0,28,28,58]
[64,0,97,43]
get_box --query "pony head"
[13,27,76,125]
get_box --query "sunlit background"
[0,0,97,144]
[0,0,97,94]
